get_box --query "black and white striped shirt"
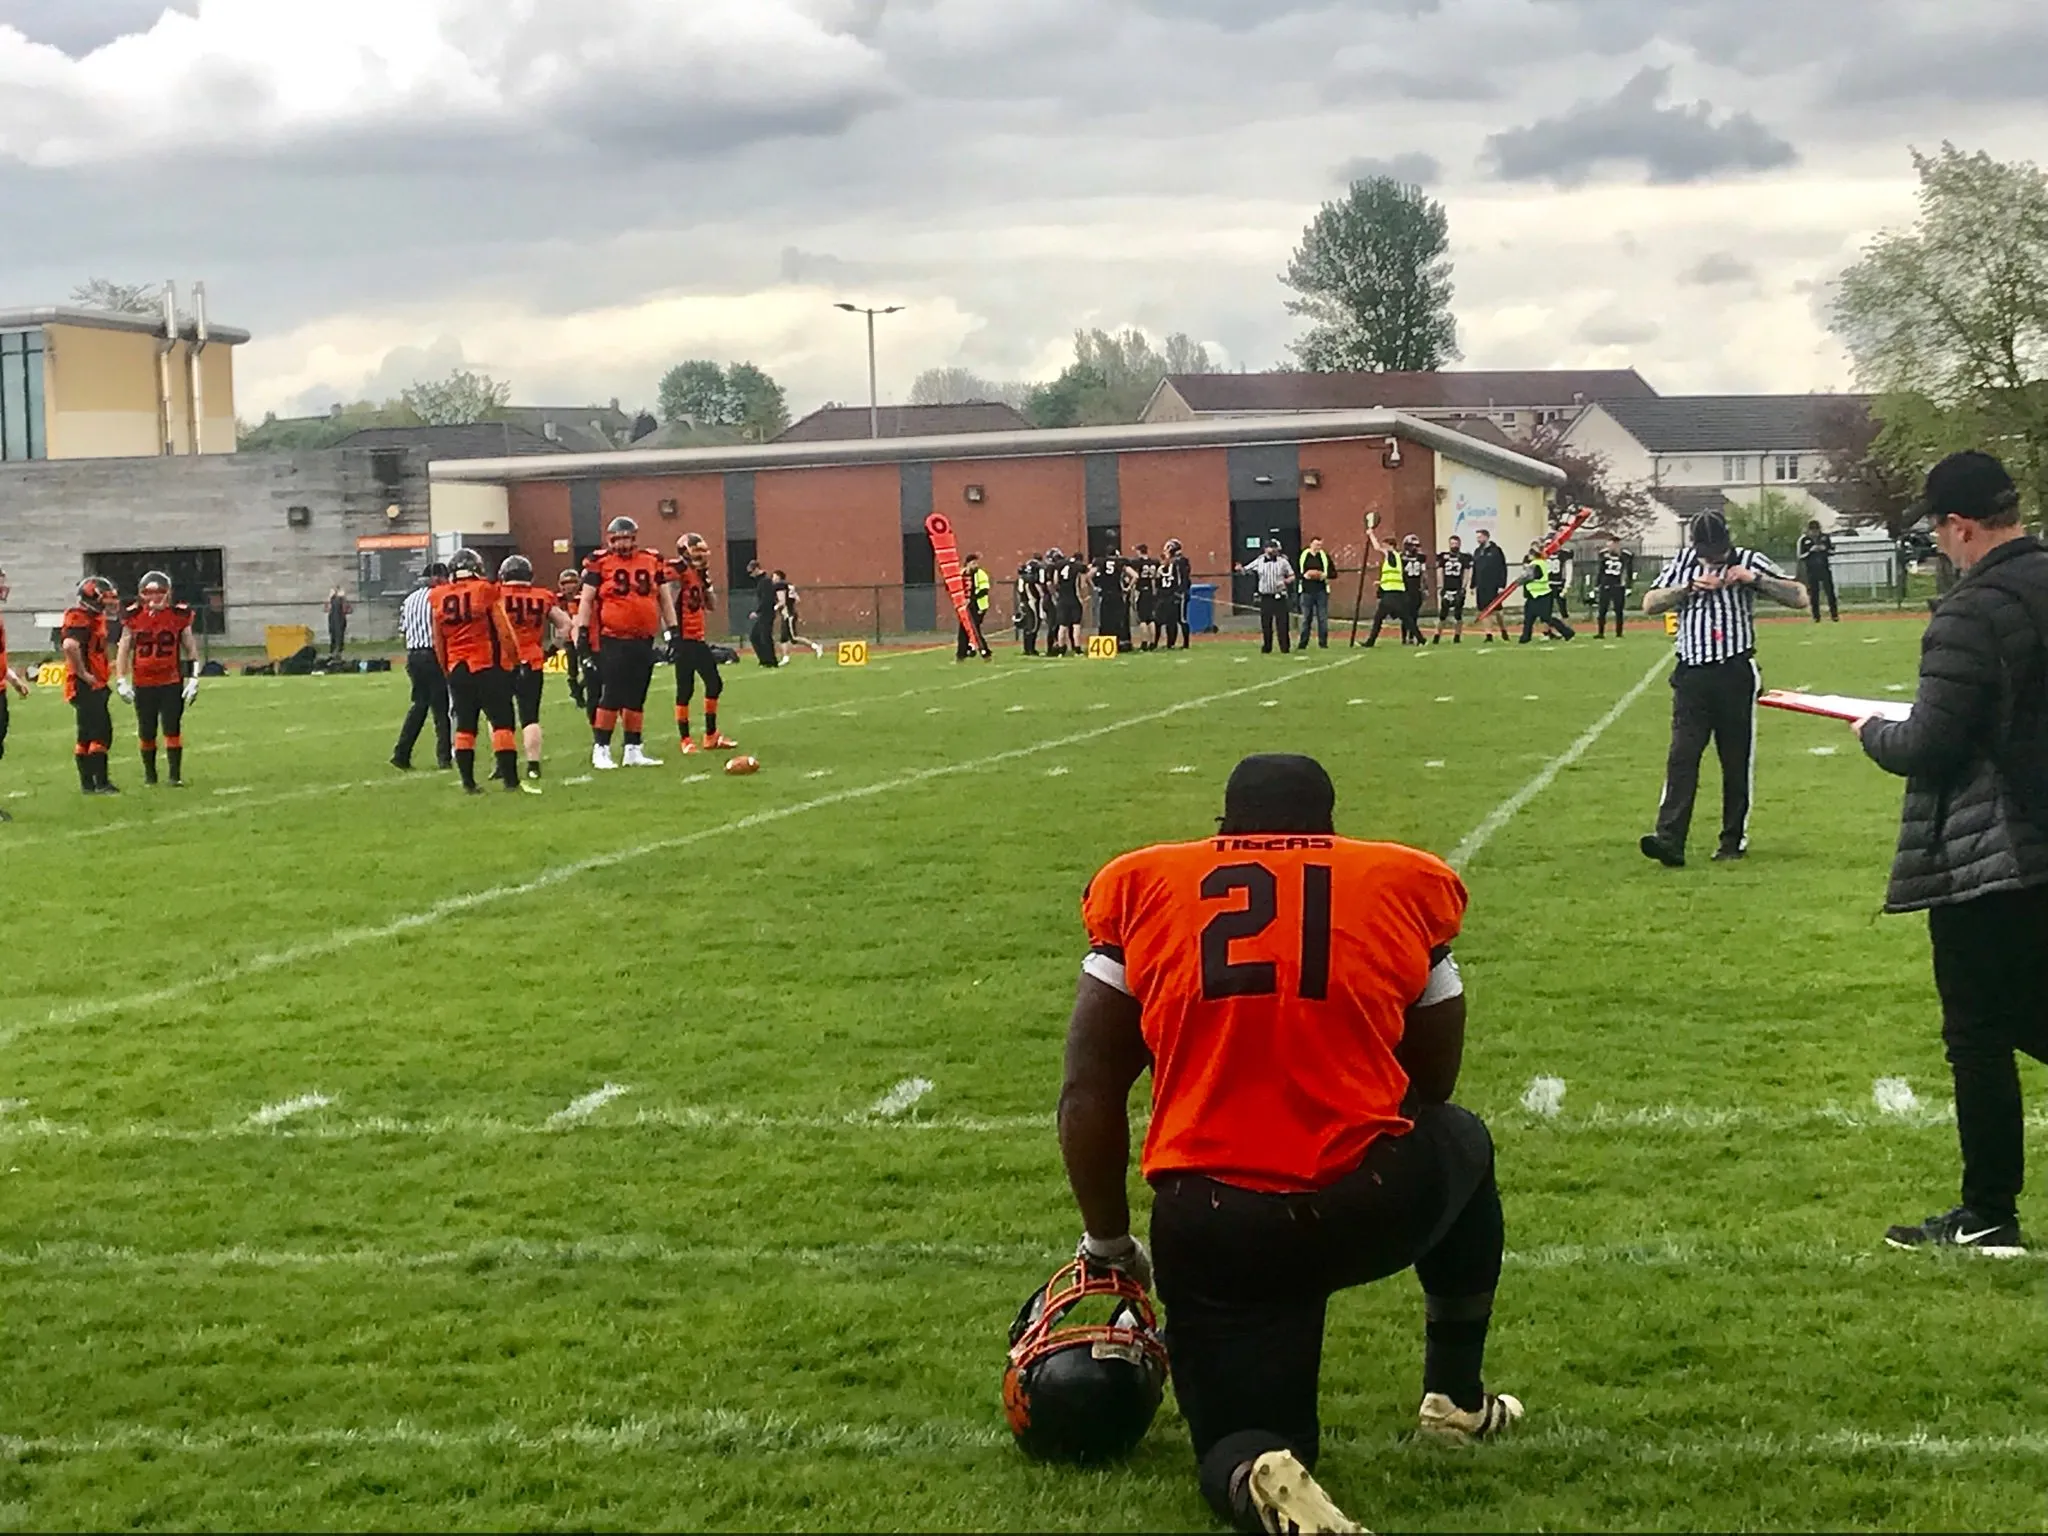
[400,585,436,650]
[1651,546,1782,665]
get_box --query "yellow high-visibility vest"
[1379,550,1405,594]
[1526,557,1553,599]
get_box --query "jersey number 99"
[611,568,656,598]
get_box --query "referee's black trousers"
[1258,594,1292,653]
[1930,887,2048,1222]
[395,648,452,768]
[1152,1103,1503,1530]
[1655,656,1758,855]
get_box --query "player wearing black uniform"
[1095,550,1134,652]
[1400,536,1432,646]
[1051,549,1085,656]
[1015,557,1047,656]
[1797,521,1839,623]
[1595,536,1634,638]
[1134,546,1163,650]
[1160,539,1193,650]
[1434,537,1470,644]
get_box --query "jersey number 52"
[1200,863,1332,1002]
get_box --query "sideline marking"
[546,1084,632,1127]
[868,1077,934,1119]
[1446,651,1672,871]
[17,658,1357,1034]
[247,1093,333,1128]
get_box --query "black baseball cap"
[1219,754,1336,835]
[1907,451,2020,525]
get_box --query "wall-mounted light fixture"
[286,505,311,528]
[1300,469,1323,489]
[658,498,680,519]
[964,484,986,505]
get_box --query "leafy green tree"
[657,360,790,440]
[908,367,1032,409]
[1024,363,1109,429]
[1815,397,1921,536]
[1022,329,1215,427]
[1832,144,2048,518]
[1725,489,1811,562]
[400,370,511,427]
[725,362,791,442]
[1523,427,1654,540]
[1282,177,1460,372]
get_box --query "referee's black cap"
[1907,451,2021,526]
[1690,510,1733,559]
[1219,754,1336,835]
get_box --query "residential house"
[1560,394,1874,548]
[1141,369,1657,438]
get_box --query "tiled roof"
[775,402,1034,443]
[334,423,570,457]
[1600,395,1874,454]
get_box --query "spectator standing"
[1239,540,1295,654]
[1297,537,1335,650]
[1854,454,2048,1255]
[1470,529,1511,643]
[1798,520,1840,623]
[747,559,783,668]
[327,585,353,656]
[390,561,452,772]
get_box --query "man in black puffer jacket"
[1855,452,2048,1257]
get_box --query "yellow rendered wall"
[42,324,241,458]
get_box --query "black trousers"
[446,663,515,738]
[72,685,113,750]
[1153,1103,1503,1521]
[1520,593,1575,642]
[0,690,9,761]
[1364,593,1408,646]
[1805,561,1838,621]
[133,683,185,745]
[1655,656,1758,854]
[1258,594,1292,653]
[512,665,545,729]
[1930,887,2048,1221]
[674,639,724,709]
[599,637,657,713]
[1597,586,1627,635]
[750,611,780,667]
[395,648,452,767]
[957,608,990,660]
[1161,593,1188,649]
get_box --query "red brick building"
[427,411,1563,633]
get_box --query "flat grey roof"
[429,409,1567,488]
[0,305,252,346]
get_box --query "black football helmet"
[77,575,119,612]
[606,516,639,554]
[449,548,486,578]
[1003,1258,1168,1464]
[499,555,533,583]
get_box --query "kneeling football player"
[431,549,532,795]
[115,570,202,787]
[1057,755,1519,1534]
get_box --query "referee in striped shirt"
[1639,511,1806,867]
[390,561,452,771]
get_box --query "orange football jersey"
[582,550,668,641]
[60,606,110,701]
[123,602,195,688]
[1082,835,1467,1194]
[498,583,560,669]
[430,577,511,672]
[672,562,712,641]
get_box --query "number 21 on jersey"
[1200,862,1332,1001]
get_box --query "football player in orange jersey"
[576,516,677,770]
[0,564,30,822]
[431,548,531,795]
[1057,755,1518,1534]
[61,575,121,794]
[498,555,574,781]
[670,532,738,755]
[114,571,202,788]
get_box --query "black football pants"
[1655,656,1758,855]
[1152,1103,1503,1529]
[1520,593,1575,642]
[1161,595,1188,649]
[1930,887,2048,1222]
[674,639,724,708]
[1597,587,1627,636]
[599,638,657,714]
[1805,562,1839,621]
[395,648,452,767]
[133,683,185,746]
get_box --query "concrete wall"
[0,448,433,648]
[41,323,239,459]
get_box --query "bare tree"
[70,278,162,315]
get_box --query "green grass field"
[5,620,2047,1532]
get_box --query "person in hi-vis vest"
[1519,544,1576,644]
[1363,526,1413,647]
[957,553,994,661]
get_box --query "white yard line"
[0,774,439,850]
[867,1077,934,1118]
[16,658,1356,1036]
[1446,651,1672,871]
[545,1084,631,1127]
[246,1093,333,1128]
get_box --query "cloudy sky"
[0,0,2038,421]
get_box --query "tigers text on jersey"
[123,602,194,687]
[582,550,670,641]
[1081,835,1467,1193]
[430,577,512,672]
[672,562,713,641]
[497,583,562,669]
[61,606,110,699]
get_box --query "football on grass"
[725,755,761,776]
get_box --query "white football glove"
[181,677,200,704]
[1078,1232,1153,1291]
[115,678,135,702]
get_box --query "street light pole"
[835,302,904,439]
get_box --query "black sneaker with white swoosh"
[1884,1205,2026,1257]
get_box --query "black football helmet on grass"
[1003,1258,1168,1463]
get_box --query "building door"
[1229,499,1300,614]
